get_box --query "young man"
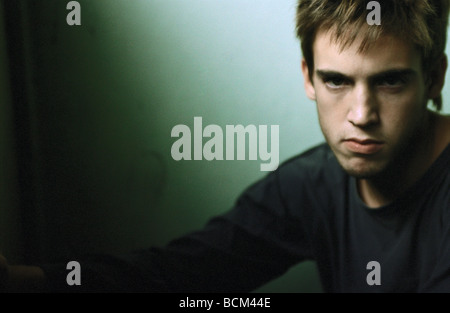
[1,0,449,292]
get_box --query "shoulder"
[277,142,345,186]
[228,143,347,236]
[273,143,348,214]
[236,143,347,215]
[439,144,450,217]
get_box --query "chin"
[338,157,388,179]
[343,167,380,179]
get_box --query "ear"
[301,59,316,101]
[427,54,447,99]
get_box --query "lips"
[343,138,384,155]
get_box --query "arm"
[1,158,316,292]
[39,169,312,292]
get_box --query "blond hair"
[296,0,449,110]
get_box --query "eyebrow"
[315,68,417,82]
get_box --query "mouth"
[343,138,384,155]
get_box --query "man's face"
[302,29,430,178]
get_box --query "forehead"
[312,28,422,75]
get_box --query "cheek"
[316,88,347,125]
[379,86,427,129]
[316,93,348,141]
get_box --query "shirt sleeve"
[40,167,314,293]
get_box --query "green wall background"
[1,0,449,292]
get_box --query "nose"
[347,84,379,128]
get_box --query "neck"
[358,111,447,208]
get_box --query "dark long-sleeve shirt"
[41,143,450,293]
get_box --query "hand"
[0,254,9,292]
[0,255,46,292]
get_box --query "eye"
[324,77,349,89]
[377,75,407,87]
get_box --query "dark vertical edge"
[1,0,41,264]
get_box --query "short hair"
[296,0,450,111]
